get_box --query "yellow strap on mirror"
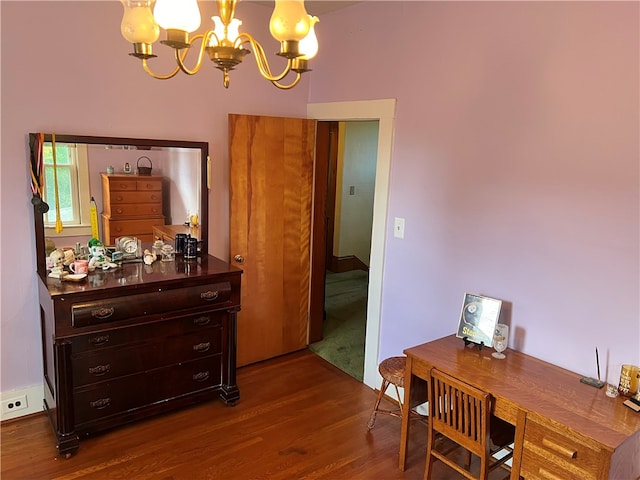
[51,133,63,233]
[90,197,99,240]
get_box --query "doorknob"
[234,255,245,264]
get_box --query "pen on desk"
[596,347,601,382]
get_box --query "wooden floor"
[1,350,505,480]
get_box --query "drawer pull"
[193,342,211,353]
[538,467,565,480]
[541,438,578,459]
[89,398,111,409]
[193,371,210,382]
[88,364,111,376]
[201,291,219,301]
[193,316,211,326]
[88,334,110,346]
[91,307,115,320]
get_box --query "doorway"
[307,99,396,390]
[309,120,378,381]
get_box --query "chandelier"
[120,0,319,89]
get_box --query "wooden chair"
[424,368,514,480]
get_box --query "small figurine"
[48,249,68,278]
[88,240,117,271]
[143,248,157,265]
[62,248,75,266]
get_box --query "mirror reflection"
[30,134,209,277]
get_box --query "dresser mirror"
[30,133,209,278]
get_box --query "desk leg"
[398,356,413,471]
[510,409,527,480]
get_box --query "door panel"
[229,114,316,367]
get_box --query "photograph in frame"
[456,293,503,347]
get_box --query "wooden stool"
[367,356,407,430]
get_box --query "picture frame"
[456,293,503,347]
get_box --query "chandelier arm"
[271,72,303,90]
[141,59,182,80]
[173,33,211,76]
[239,33,294,82]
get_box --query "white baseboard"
[0,384,44,421]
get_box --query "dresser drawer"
[102,216,165,243]
[71,281,233,327]
[108,191,163,205]
[106,178,137,191]
[135,179,162,191]
[106,178,162,192]
[74,355,222,426]
[521,416,603,480]
[108,203,163,218]
[71,311,222,353]
[72,327,222,386]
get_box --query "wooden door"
[229,114,316,367]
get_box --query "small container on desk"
[184,237,198,259]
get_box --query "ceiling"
[304,1,361,14]
[248,1,361,15]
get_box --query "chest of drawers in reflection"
[101,173,165,244]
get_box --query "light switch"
[394,217,405,239]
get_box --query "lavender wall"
[0,1,311,392]
[1,1,638,397]
[310,1,639,374]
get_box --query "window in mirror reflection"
[43,142,92,236]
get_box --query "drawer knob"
[89,398,111,409]
[541,438,578,459]
[193,371,210,382]
[193,316,211,326]
[201,291,219,301]
[91,307,115,319]
[88,364,111,376]
[193,342,211,353]
[88,334,110,346]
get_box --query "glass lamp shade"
[269,0,310,42]
[154,0,201,33]
[298,16,318,59]
[211,16,242,46]
[120,0,160,44]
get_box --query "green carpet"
[309,270,368,381]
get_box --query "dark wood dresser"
[38,255,242,457]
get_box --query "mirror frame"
[30,133,209,279]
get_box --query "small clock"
[116,236,141,258]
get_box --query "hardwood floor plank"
[1,350,503,479]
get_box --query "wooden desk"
[399,335,640,479]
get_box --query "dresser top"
[100,172,163,179]
[42,254,241,297]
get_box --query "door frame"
[307,99,396,390]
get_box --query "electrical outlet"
[2,395,28,414]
